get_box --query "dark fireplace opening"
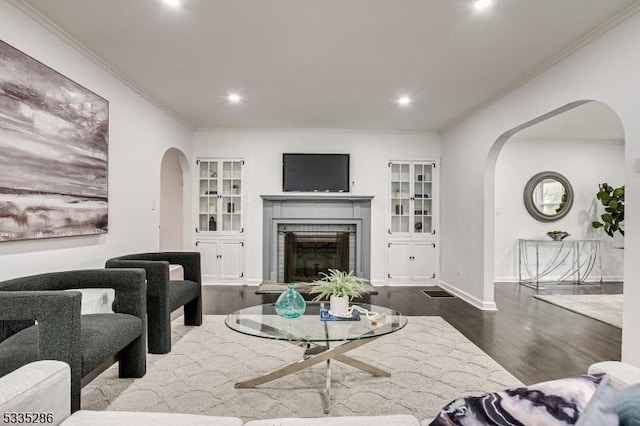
[284,231,349,282]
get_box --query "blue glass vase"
[275,283,306,318]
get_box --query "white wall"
[495,138,624,281]
[192,129,441,284]
[441,11,640,365]
[0,1,193,279]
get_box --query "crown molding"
[194,126,436,136]
[7,0,195,131]
[440,2,640,135]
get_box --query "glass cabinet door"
[389,161,436,236]
[390,162,411,233]
[221,160,243,232]
[198,160,219,232]
[198,159,243,233]
[413,163,433,234]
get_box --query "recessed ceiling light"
[164,0,181,7]
[474,0,492,10]
[227,93,242,104]
[397,96,412,107]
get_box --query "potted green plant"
[592,182,624,238]
[310,269,367,315]
[232,183,240,194]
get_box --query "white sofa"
[3,360,640,426]
[0,361,421,426]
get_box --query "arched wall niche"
[160,147,191,250]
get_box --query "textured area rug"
[534,294,623,328]
[83,315,522,421]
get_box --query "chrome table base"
[518,239,602,291]
[234,337,390,413]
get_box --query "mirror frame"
[523,171,574,222]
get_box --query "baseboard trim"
[494,277,519,283]
[439,280,498,311]
[202,281,256,286]
[495,276,623,283]
[381,281,437,286]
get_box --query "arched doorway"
[488,100,625,308]
[160,148,190,250]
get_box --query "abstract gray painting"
[0,40,108,242]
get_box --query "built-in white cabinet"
[387,241,436,281]
[196,239,244,282]
[387,160,438,284]
[195,157,245,283]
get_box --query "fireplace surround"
[281,224,355,282]
[261,195,373,282]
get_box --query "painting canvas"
[0,40,108,242]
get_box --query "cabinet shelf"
[197,158,244,233]
[389,161,436,235]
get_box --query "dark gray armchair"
[0,269,147,412]
[105,252,202,354]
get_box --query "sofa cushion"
[80,314,142,375]
[0,314,142,378]
[169,280,199,312]
[61,411,243,426]
[615,383,640,426]
[589,361,640,393]
[0,325,39,377]
[245,414,420,426]
[428,373,617,426]
[0,361,70,426]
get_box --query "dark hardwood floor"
[202,281,622,385]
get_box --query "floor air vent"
[421,290,455,298]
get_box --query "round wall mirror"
[523,171,574,222]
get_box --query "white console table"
[518,239,602,291]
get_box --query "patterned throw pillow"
[615,383,640,426]
[429,373,617,426]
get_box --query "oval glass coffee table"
[225,303,407,413]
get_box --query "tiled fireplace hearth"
[261,195,373,282]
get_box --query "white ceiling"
[17,0,640,131]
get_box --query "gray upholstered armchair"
[105,252,202,354]
[0,269,147,412]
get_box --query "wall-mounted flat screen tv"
[282,153,350,192]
